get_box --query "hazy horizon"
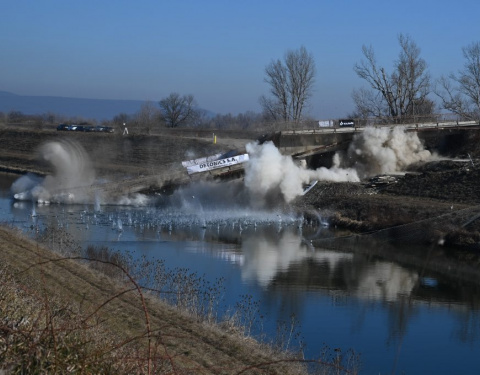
[0,90,149,121]
[1,1,479,120]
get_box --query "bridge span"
[72,120,480,198]
[264,120,480,162]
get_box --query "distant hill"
[0,91,149,121]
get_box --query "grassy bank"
[0,225,360,374]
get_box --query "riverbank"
[0,225,311,374]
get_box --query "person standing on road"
[123,122,128,135]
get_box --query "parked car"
[95,126,114,133]
[55,123,114,133]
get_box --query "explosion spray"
[11,139,95,204]
[244,126,432,204]
[339,126,432,178]
[10,126,431,208]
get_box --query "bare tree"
[159,93,198,128]
[7,111,24,123]
[113,112,130,126]
[43,112,56,124]
[351,87,386,119]
[261,46,315,123]
[196,111,263,129]
[353,34,431,122]
[434,42,480,120]
[261,59,289,122]
[134,101,160,134]
[286,46,316,122]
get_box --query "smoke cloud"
[11,140,96,204]
[339,126,432,178]
[244,141,359,205]
[244,126,432,205]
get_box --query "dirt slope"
[0,226,304,374]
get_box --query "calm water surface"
[1,173,479,374]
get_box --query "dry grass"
[0,225,359,374]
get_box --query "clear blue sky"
[1,0,479,119]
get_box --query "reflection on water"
[2,177,480,374]
[242,230,317,286]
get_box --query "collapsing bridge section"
[103,121,480,197]
[259,120,480,168]
[182,151,250,176]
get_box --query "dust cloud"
[244,126,432,204]
[11,140,154,206]
[244,141,359,205]
[338,126,432,179]
[11,140,96,204]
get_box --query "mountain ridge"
[0,91,150,120]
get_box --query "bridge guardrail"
[274,113,479,133]
[280,120,480,135]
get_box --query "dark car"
[56,124,69,131]
[94,126,114,133]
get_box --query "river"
[1,172,479,374]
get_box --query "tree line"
[258,35,480,124]
[2,35,480,132]
[351,34,480,123]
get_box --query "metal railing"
[274,113,480,134]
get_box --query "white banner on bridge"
[181,153,223,168]
[319,120,334,127]
[186,154,249,175]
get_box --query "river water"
[1,172,480,374]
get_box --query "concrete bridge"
[175,119,480,180]
[92,119,480,196]
[261,120,480,168]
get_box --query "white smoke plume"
[11,139,152,206]
[39,140,95,199]
[339,126,432,178]
[244,126,432,205]
[11,140,96,204]
[244,141,359,204]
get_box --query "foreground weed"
[2,225,361,374]
[0,265,132,374]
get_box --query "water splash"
[94,191,101,212]
[11,140,95,204]
[10,140,150,207]
[117,218,123,232]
